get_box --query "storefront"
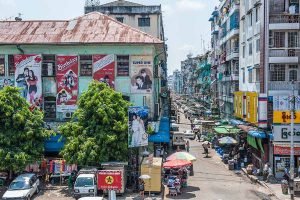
[272,125,300,178]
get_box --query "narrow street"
[164,111,278,200]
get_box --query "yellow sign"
[234,91,243,119]
[105,176,114,185]
[245,92,258,124]
[273,111,300,124]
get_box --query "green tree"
[0,86,49,176]
[60,81,130,166]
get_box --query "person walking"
[185,140,190,152]
[139,179,145,199]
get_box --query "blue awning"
[44,134,66,153]
[248,130,266,139]
[230,119,245,125]
[148,117,170,143]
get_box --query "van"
[172,132,185,150]
[74,168,98,199]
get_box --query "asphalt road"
[165,111,278,200]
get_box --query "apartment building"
[173,70,183,94]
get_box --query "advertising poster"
[128,106,149,148]
[93,54,115,88]
[0,77,14,90]
[97,170,122,190]
[14,54,42,108]
[56,55,78,112]
[130,55,153,93]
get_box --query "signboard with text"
[272,125,300,142]
[273,111,300,124]
[274,145,300,155]
[97,170,122,190]
[93,54,115,88]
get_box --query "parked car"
[184,129,195,140]
[74,168,98,199]
[2,173,40,200]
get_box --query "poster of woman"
[14,54,42,107]
[128,106,149,148]
[0,78,14,90]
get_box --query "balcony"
[269,49,300,64]
[269,14,300,30]
[219,28,239,45]
[226,47,239,61]
[268,81,300,91]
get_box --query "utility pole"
[290,81,295,200]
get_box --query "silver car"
[2,173,40,200]
[184,129,196,140]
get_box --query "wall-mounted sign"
[272,125,300,142]
[97,170,122,190]
[273,111,300,124]
[274,145,300,155]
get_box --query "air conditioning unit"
[64,112,73,119]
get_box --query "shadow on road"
[249,189,273,200]
[166,186,200,199]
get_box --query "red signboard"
[56,55,78,112]
[97,170,122,190]
[274,145,300,155]
[93,54,115,88]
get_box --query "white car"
[2,173,40,200]
[184,129,195,140]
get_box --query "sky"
[0,0,219,75]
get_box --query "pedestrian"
[263,163,268,181]
[266,164,275,183]
[185,140,190,152]
[139,179,145,199]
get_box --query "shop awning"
[230,119,245,125]
[247,135,265,153]
[247,135,258,149]
[148,117,170,143]
[214,126,241,135]
[248,130,266,139]
[237,125,256,133]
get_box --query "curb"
[241,168,276,197]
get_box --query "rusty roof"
[0,12,163,45]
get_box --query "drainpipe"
[16,45,24,54]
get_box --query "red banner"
[97,170,122,190]
[274,145,300,155]
[93,54,115,88]
[56,55,78,112]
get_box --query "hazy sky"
[0,0,219,75]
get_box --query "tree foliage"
[0,86,49,173]
[60,81,130,166]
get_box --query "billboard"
[97,170,122,190]
[273,96,300,124]
[234,91,243,119]
[14,54,42,107]
[56,55,78,113]
[130,55,153,93]
[0,77,14,90]
[93,54,115,88]
[128,106,149,148]
[245,92,258,124]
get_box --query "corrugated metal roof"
[0,12,163,45]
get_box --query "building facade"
[0,12,164,153]
[172,70,183,94]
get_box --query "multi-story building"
[234,0,300,178]
[181,55,199,96]
[167,75,173,90]
[173,69,183,94]
[0,12,164,153]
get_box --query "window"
[249,42,253,55]
[274,32,285,48]
[242,46,245,58]
[0,55,4,76]
[256,39,260,52]
[269,64,285,81]
[116,17,124,23]
[138,17,150,27]
[288,32,299,47]
[44,96,56,119]
[117,55,129,76]
[249,69,253,83]
[255,7,259,22]
[270,0,285,13]
[80,55,92,76]
[242,68,245,83]
[42,55,55,76]
[249,12,253,26]
[8,55,14,76]
[255,67,260,82]
[289,65,298,81]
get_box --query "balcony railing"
[268,81,300,90]
[269,49,300,57]
[270,14,300,23]
[227,47,239,55]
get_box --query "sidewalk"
[240,168,300,200]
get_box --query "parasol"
[139,174,151,179]
[163,159,192,169]
[166,152,197,162]
[218,136,238,145]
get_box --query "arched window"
[289,69,297,81]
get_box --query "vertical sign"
[130,55,153,93]
[56,55,78,113]
[128,106,149,147]
[14,54,42,109]
[93,54,115,88]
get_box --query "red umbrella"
[163,159,192,169]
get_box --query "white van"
[74,169,97,199]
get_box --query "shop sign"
[97,170,122,190]
[273,111,300,124]
[234,91,243,119]
[245,92,258,124]
[274,145,300,155]
[273,125,300,142]
[93,54,115,89]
